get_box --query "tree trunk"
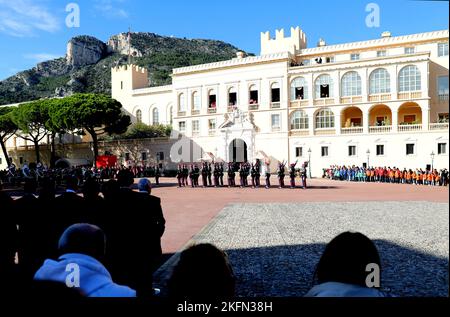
[50,132,56,168]
[34,140,40,163]
[91,132,99,167]
[0,139,10,166]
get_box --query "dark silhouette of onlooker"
[34,223,136,297]
[305,231,387,297]
[101,171,165,297]
[82,177,104,225]
[168,243,235,299]
[0,180,18,289]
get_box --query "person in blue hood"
[34,223,136,297]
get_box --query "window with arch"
[192,91,201,110]
[369,68,391,94]
[178,93,186,112]
[398,65,421,92]
[341,71,362,96]
[271,82,280,103]
[291,77,308,100]
[315,74,333,99]
[290,110,309,130]
[249,85,259,104]
[228,87,237,106]
[136,109,142,123]
[208,89,217,108]
[152,108,159,125]
[315,108,335,129]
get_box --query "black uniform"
[278,163,286,188]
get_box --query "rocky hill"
[0,33,248,105]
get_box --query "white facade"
[2,27,448,175]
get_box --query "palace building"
[111,26,449,176]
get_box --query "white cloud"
[95,0,129,19]
[24,53,61,62]
[0,0,60,37]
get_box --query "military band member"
[193,164,200,187]
[239,163,245,188]
[155,165,161,185]
[250,164,257,188]
[182,164,189,187]
[300,162,308,189]
[263,160,271,189]
[277,161,286,188]
[189,165,195,188]
[176,164,183,187]
[255,160,261,188]
[289,161,298,189]
[218,163,224,187]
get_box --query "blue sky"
[0,0,448,80]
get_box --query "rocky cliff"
[0,32,246,105]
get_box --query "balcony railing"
[289,129,309,136]
[270,102,281,109]
[313,98,335,106]
[368,93,392,102]
[207,108,217,114]
[369,125,392,133]
[340,96,363,104]
[398,124,422,132]
[438,94,449,101]
[248,104,259,110]
[429,122,449,130]
[290,100,309,107]
[191,110,200,115]
[314,128,336,136]
[398,91,422,99]
[341,127,363,134]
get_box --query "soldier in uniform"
[227,162,235,187]
[155,165,161,185]
[189,164,195,188]
[218,163,224,187]
[193,164,200,187]
[263,160,271,189]
[207,162,212,187]
[213,163,219,187]
[182,164,189,187]
[250,163,257,188]
[300,162,308,189]
[239,163,245,188]
[277,161,286,189]
[201,162,208,187]
[255,160,261,188]
[289,161,298,189]
[176,164,183,187]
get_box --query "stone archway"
[229,139,248,163]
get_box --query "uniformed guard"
[193,164,200,187]
[218,162,224,187]
[189,164,195,188]
[201,162,208,187]
[176,164,183,187]
[227,162,235,187]
[182,164,189,187]
[300,162,308,189]
[255,160,261,188]
[213,163,220,187]
[207,162,212,187]
[263,160,271,189]
[155,165,161,185]
[250,164,257,188]
[239,163,245,188]
[277,161,286,188]
[289,161,298,189]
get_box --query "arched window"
[152,108,159,125]
[369,68,391,94]
[136,109,142,123]
[398,65,421,92]
[315,108,335,129]
[228,87,237,106]
[315,74,334,99]
[341,71,362,96]
[208,89,217,108]
[291,77,308,100]
[178,93,186,112]
[249,85,259,104]
[271,82,281,103]
[290,110,309,130]
[192,91,201,110]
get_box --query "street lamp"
[308,148,312,178]
[366,149,370,168]
[430,151,435,171]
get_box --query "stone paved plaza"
[154,201,449,297]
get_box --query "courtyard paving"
[154,201,449,297]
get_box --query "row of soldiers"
[176,160,309,189]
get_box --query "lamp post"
[308,148,312,178]
[366,149,370,168]
[430,151,435,172]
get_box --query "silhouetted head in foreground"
[168,243,235,298]
[58,224,106,261]
[117,169,134,187]
[82,177,100,200]
[314,231,381,287]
